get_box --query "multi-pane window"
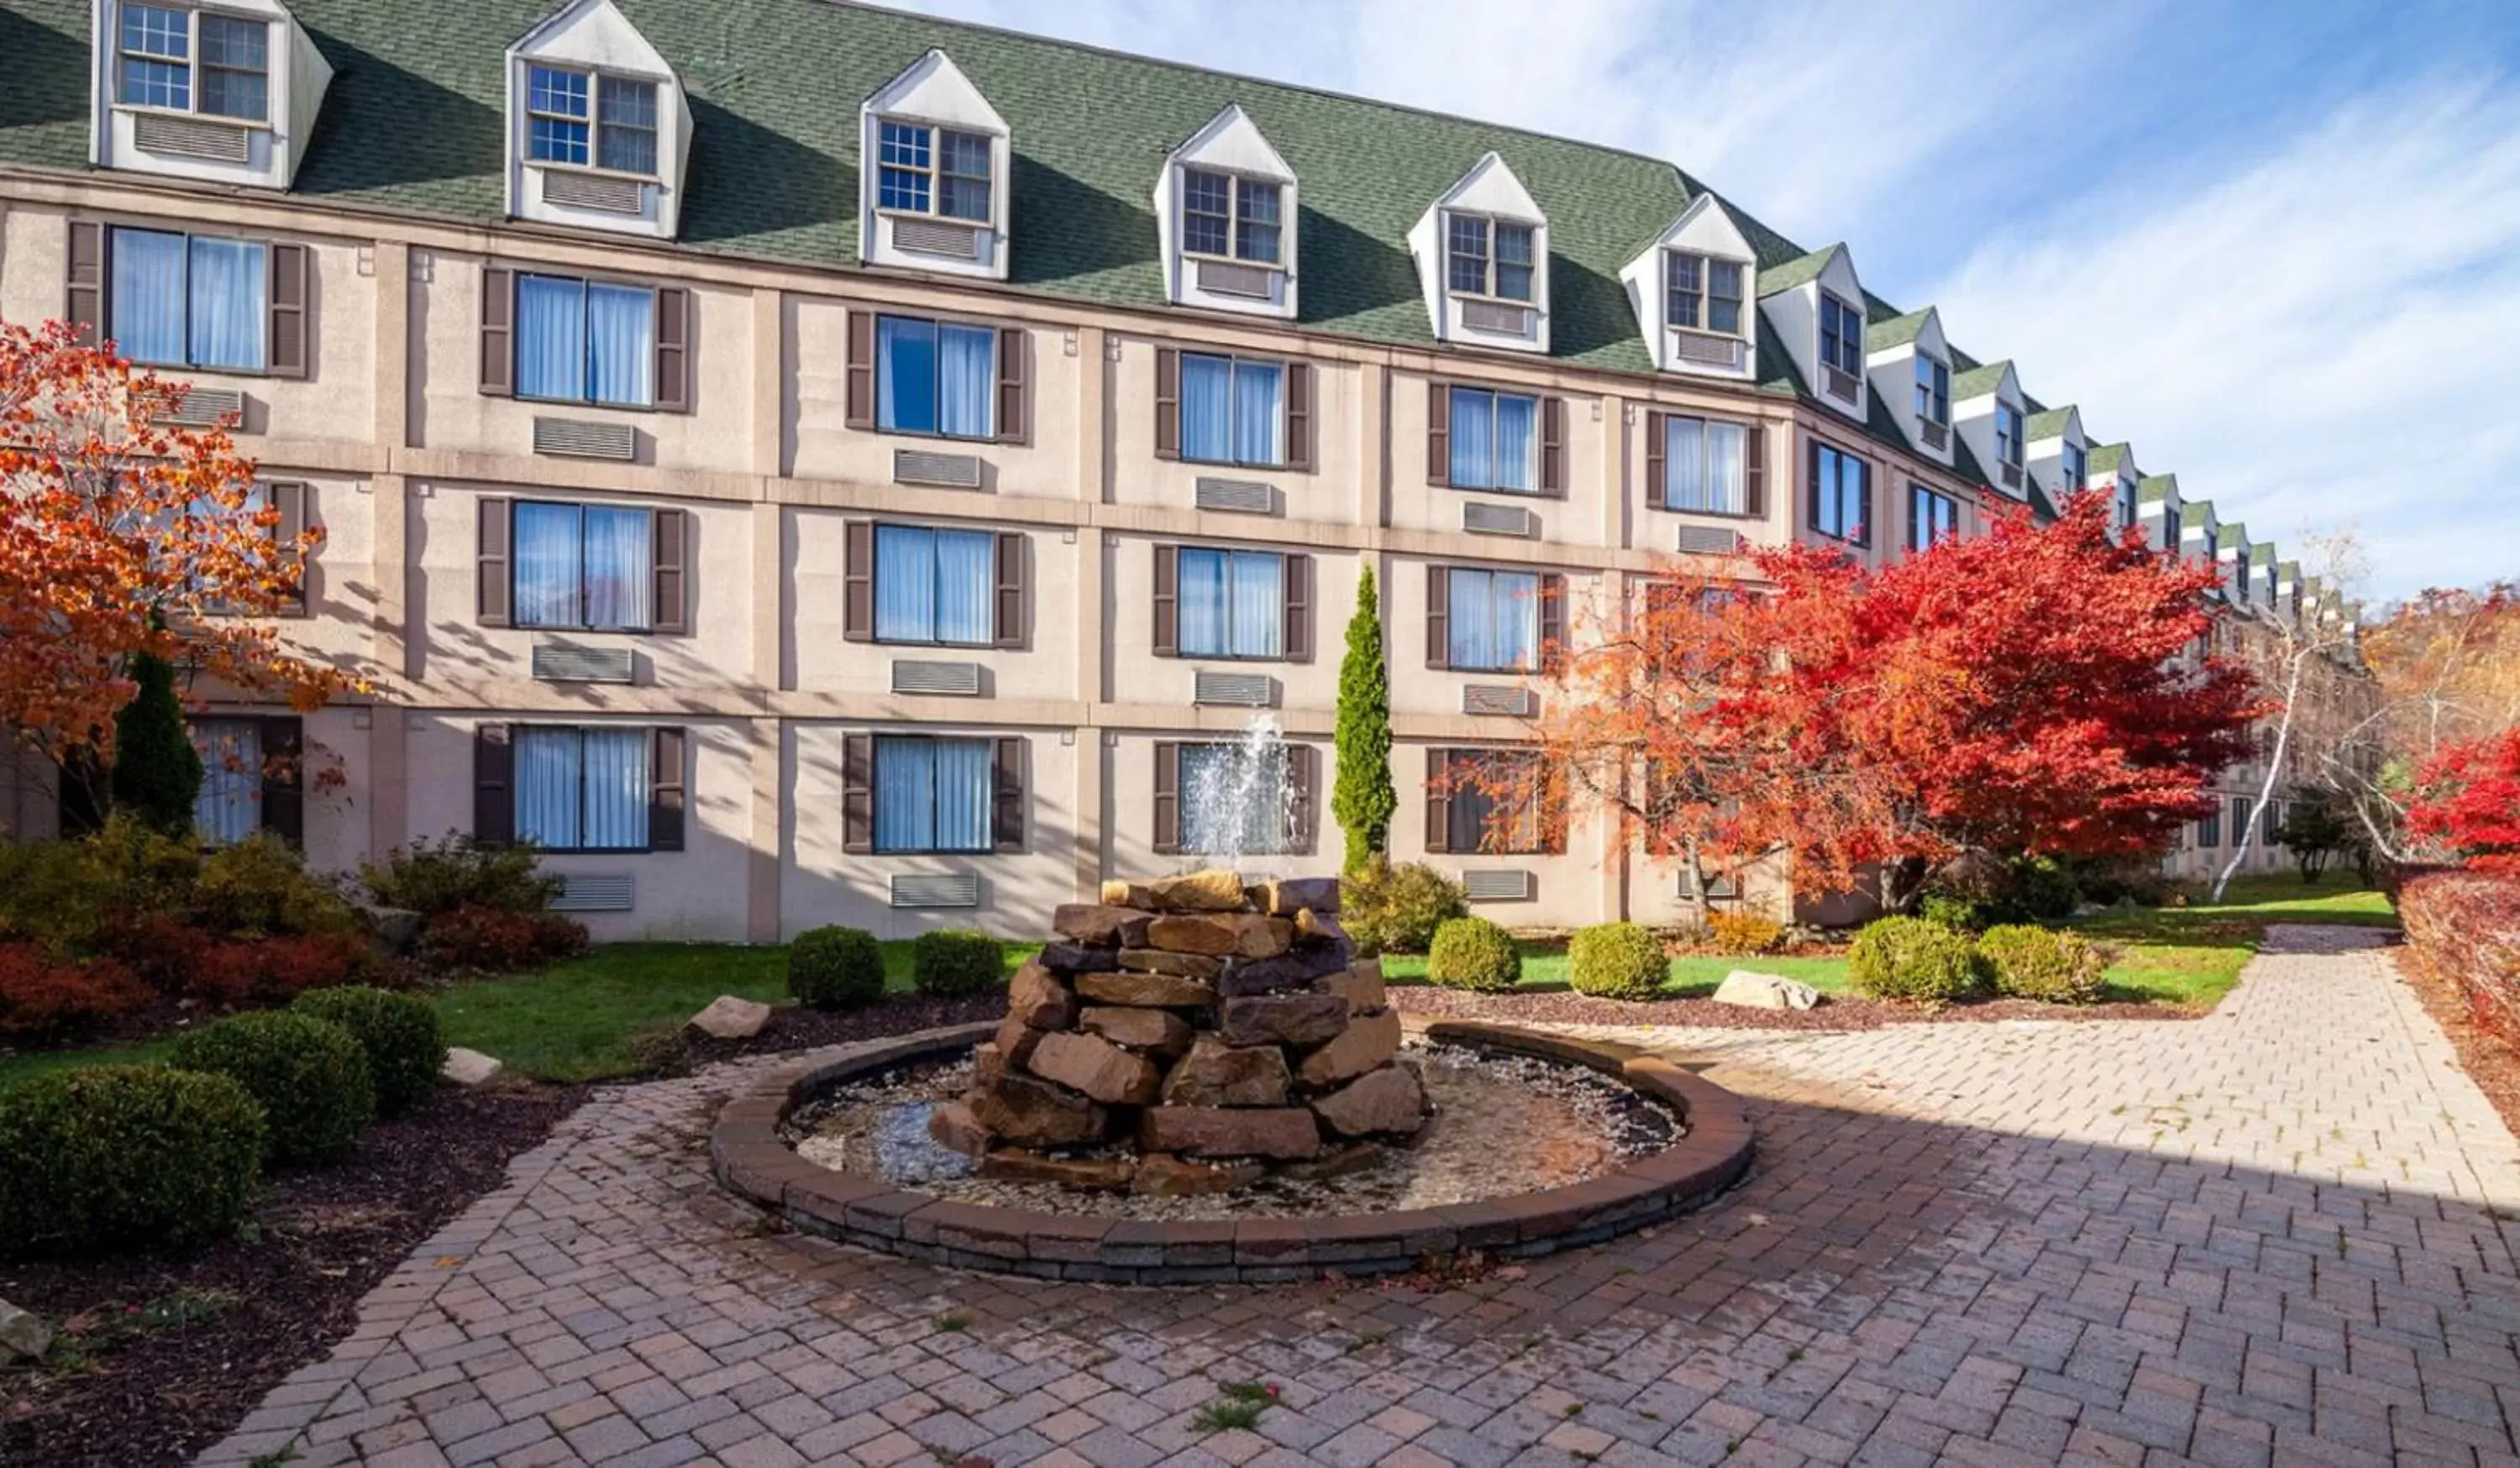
[2263,800,2284,843]
[515,726,649,852]
[1995,402,2024,469]
[2230,796,2252,847]
[1179,742,1296,856]
[119,4,268,122]
[1180,170,1283,265]
[874,736,994,853]
[1819,292,1862,377]
[1178,548,1284,659]
[1179,354,1283,465]
[1810,443,1869,543]
[1446,215,1535,301]
[1447,568,1541,672]
[874,524,995,646]
[877,120,992,222]
[513,501,655,632]
[876,315,995,439]
[2062,440,2087,492]
[1913,355,1950,426]
[525,67,659,175]
[1447,387,1540,493]
[1441,749,1546,854]
[516,274,654,407]
[108,226,265,371]
[1663,416,1749,515]
[1665,252,1744,335]
[1909,485,1957,552]
[2197,805,2222,849]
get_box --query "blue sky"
[873,0,2520,605]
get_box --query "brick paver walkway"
[198,927,2520,1467]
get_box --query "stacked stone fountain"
[928,869,1426,1194]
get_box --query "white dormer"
[1862,307,1952,463]
[1156,105,1296,320]
[1407,152,1549,354]
[1755,244,1866,422]
[505,0,690,240]
[2025,405,2087,510]
[1950,359,2027,497]
[858,50,1011,280]
[89,0,332,190]
[1619,194,1756,381]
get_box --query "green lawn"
[1382,947,1853,998]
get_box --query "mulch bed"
[1392,985,2193,1030]
[2395,939,2520,1149]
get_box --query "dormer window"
[118,4,268,121]
[2062,440,2087,492]
[1182,170,1281,265]
[1448,216,1535,301]
[1819,293,1862,380]
[1665,253,1744,335]
[1913,357,1950,427]
[503,0,688,239]
[877,119,992,223]
[1994,402,2024,471]
[528,66,658,176]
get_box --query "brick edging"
[708,1019,1754,1283]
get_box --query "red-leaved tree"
[2407,728,2520,873]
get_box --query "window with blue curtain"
[1445,750,1545,853]
[596,76,659,175]
[1811,443,1867,543]
[1179,742,1294,855]
[516,275,654,408]
[197,13,269,122]
[191,718,261,845]
[108,228,265,371]
[1178,354,1283,466]
[877,316,995,439]
[515,726,649,852]
[1177,548,1283,659]
[513,501,654,631]
[1909,485,1956,552]
[1448,388,1537,492]
[1664,416,1746,514]
[1447,568,1540,672]
[874,524,994,645]
[874,736,992,853]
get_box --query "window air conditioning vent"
[891,659,984,696]
[1676,526,1744,556]
[134,113,250,163]
[1195,260,1274,299]
[1918,420,1949,451]
[1461,868,1535,903]
[1461,501,1536,537]
[153,385,245,427]
[1824,365,1860,402]
[542,170,643,214]
[1194,477,1275,515]
[531,642,636,684]
[549,874,635,912]
[892,873,981,909]
[893,448,984,489]
[533,417,636,460]
[1672,329,1744,370]
[1461,684,1536,718]
[1460,300,1535,337]
[1193,669,1277,708]
[1999,462,2024,490]
[895,219,983,260]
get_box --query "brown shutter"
[1806,438,1822,534]
[67,222,106,345]
[1646,410,1667,510]
[474,724,514,846]
[476,497,512,627]
[1425,565,1450,668]
[1284,361,1314,470]
[654,287,691,413]
[994,531,1025,648]
[993,737,1024,853]
[845,310,874,430]
[1153,347,1181,459]
[259,717,304,846]
[1426,381,1450,485]
[1289,743,1319,854]
[1859,459,1875,548]
[843,521,874,642]
[995,326,1027,443]
[649,727,686,851]
[1744,421,1767,517]
[269,481,309,617]
[1152,543,1179,657]
[1281,553,1312,663]
[842,732,874,853]
[1425,747,1452,853]
[1540,396,1566,497]
[266,243,310,380]
[651,508,687,633]
[1540,573,1566,674]
[479,265,513,396]
[1153,742,1180,854]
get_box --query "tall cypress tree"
[1333,564,1397,872]
[111,650,204,834]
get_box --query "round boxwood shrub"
[1977,925,2108,1005]
[170,1011,375,1165]
[1567,921,1667,1000]
[1425,915,1521,993]
[0,1065,265,1256]
[790,925,886,1009]
[293,986,446,1117]
[911,929,1005,999]
[1848,916,1989,1004]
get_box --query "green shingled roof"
[1950,360,2012,399]
[2024,406,2075,439]
[1755,244,1845,296]
[2278,558,2300,584]
[1864,307,1932,351]
[2215,522,2250,552]
[2141,474,2181,504]
[2250,543,2277,568]
[2090,443,2133,475]
[2180,501,2217,530]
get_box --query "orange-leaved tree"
[0,319,361,781]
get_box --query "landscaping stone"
[1159,1035,1293,1107]
[977,1149,1136,1190]
[1319,959,1389,1014]
[1140,1104,1321,1160]
[970,1041,1007,1090]
[971,1072,1107,1148]
[1297,1008,1403,1087]
[993,1014,1047,1066]
[1147,868,1249,911]
[1311,1063,1428,1137]
[1295,908,1347,946]
[1051,904,1153,947]
[1712,969,1824,1011]
[1264,876,1341,915]
[350,898,425,956]
[441,1048,502,1086]
[1217,941,1352,996]
[1116,946,1226,978]
[1027,1030,1163,1106]
[926,1099,991,1157]
[1037,941,1121,974]
[1276,1140,1388,1182]
[1077,970,1218,1008]
[1131,1152,1266,1196]
[1099,879,1158,907]
[1007,961,1079,1030]
[689,994,774,1041]
[1080,1004,1194,1056]
[1219,993,1351,1047]
[0,1301,51,1366]
[1144,913,1294,958]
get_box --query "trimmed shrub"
[790,925,886,1010]
[417,905,589,974]
[1977,925,2108,1005]
[2008,857,2081,924]
[1425,915,1521,993]
[1567,921,1666,1000]
[1341,857,1469,957]
[0,1065,265,1256]
[361,833,563,916]
[912,930,1005,998]
[1848,916,1988,1004]
[170,1011,375,1165]
[194,835,360,938]
[1919,894,1994,933]
[293,987,446,1116]
[0,944,149,1042]
[0,815,200,957]
[1707,910,1786,955]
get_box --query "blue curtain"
[937,323,995,439]
[1450,569,1536,671]
[110,228,186,367]
[579,729,648,851]
[1227,550,1281,658]
[517,275,586,401]
[1178,547,1226,655]
[513,502,581,628]
[875,737,984,852]
[1448,388,1491,488]
[1667,417,1707,511]
[1705,422,1745,513]
[1233,361,1282,466]
[1448,569,1494,670]
[1494,570,1539,668]
[191,719,260,845]
[933,740,990,851]
[874,525,937,642]
[515,727,581,848]
[188,238,265,372]
[583,507,652,630]
[878,317,936,433]
[585,284,653,408]
[1179,354,1232,462]
[1493,393,1536,491]
[932,528,993,644]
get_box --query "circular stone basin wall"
[711,1019,1756,1283]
